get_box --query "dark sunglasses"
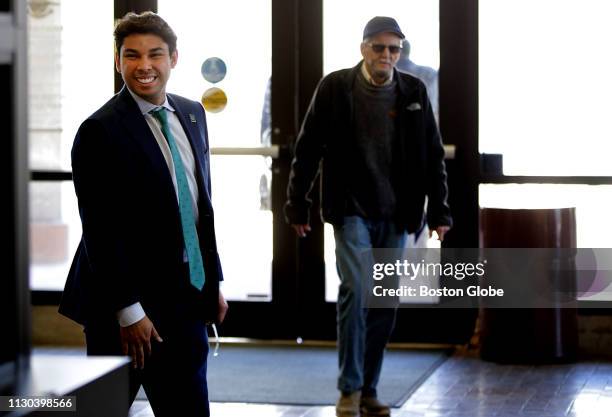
[367,43,402,54]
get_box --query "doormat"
[204,345,450,406]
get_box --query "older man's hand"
[429,225,451,241]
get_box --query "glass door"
[157,0,302,338]
[159,0,273,302]
[154,0,479,342]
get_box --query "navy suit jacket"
[59,87,223,327]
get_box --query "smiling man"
[285,16,452,417]
[59,12,227,417]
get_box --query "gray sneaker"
[360,396,391,417]
[336,391,361,417]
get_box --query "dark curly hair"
[114,11,177,55]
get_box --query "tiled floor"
[128,349,612,417]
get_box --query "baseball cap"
[363,16,405,40]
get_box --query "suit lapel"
[114,87,176,198]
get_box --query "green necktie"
[151,108,205,291]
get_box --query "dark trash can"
[479,207,578,363]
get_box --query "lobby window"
[480,0,612,175]
[28,0,113,290]
[479,0,612,302]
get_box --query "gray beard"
[373,70,392,83]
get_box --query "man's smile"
[136,75,157,84]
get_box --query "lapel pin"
[189,114,197,123]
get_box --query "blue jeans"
[334,216,408,396]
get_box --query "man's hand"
[120,316,162,369]
[292,224,311,238]
[217,290,228,324]
[429,226,451,242]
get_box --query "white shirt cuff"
[117,302,145,327]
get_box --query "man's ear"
[170,50,178,68]
[360,42,367,59]
[114,52,121,73]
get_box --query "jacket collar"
[113,87,177,204]
[125,87,175,116]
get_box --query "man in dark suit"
[59,11,227,417]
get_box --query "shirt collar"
[126,87,175,115]
[360,62,394,87]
